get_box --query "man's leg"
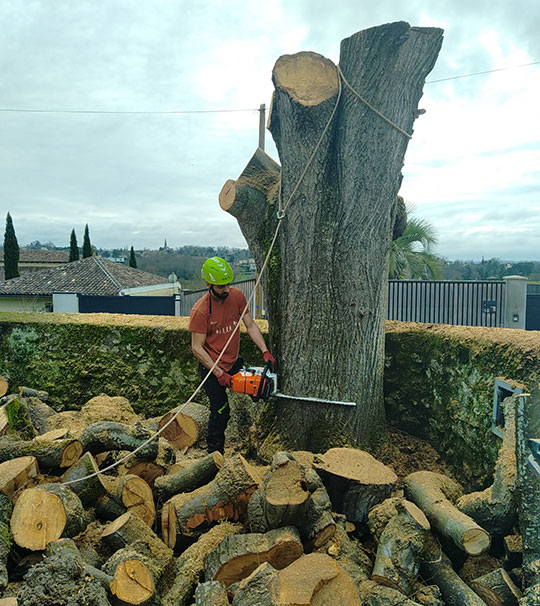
[199,359,243,454]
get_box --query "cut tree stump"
[161,522,242,606]
[371,500,430,595]
[158,401,210,449]
[154,451,224,502]
[11,483,87,550]
[469,567,522,606]
[195,581,230,606]
[100,473,155,526]
[0,495,12,590]
[404,470,491,555]
[60,451,107,507]
[80,420,158,461]
[102,511,173,569]
[162,454,260,547]
[0,435,82,469]
[314,448,397,523]
[205,526,303,587]
[458,395,517,536]
[104,547,163,606]
[420,534,489,606]
[0,455,39,498]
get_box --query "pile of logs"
[0,386,534,605]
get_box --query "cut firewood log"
[80,420,158,461]
[238,553,362,606]
[100,474,155,526]
[23,396,57,435]
[18,387,48,401]
[0,407,8,437]
[504,534,523,570]
[359,580,425,605]
[162,522,242,606]
[16,537,111,606]
[205,526,303,587]
[0,455,39,498]
[118,437,175,486]
[404,470,491,556]
[0,495,12,590]
[195,581,230,606]
[0,376,10,399]
[230,562,279,606]
[154,451,224,502]
[420,533,489,606]
[367,496,405,541]
[458,395,517,536]
[247,452,335,548]
[158,401,210,449]
[162,454,260,547]
[102,511,173,569]
[103,546,164,605]
[11,483,87,550]
[95,493,127,522]
[469,567,522,606]
[0,434,82,470]
[314,447,397,523]
[60,451,107,507]
[371,500,430,595]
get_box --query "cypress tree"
[82,224,92,258]
[129,246,137,268]
[3,212,20,280]
[69,229,80,262]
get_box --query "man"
[189,256,275,454]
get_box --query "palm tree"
[389,213,442,280]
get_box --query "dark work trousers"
[199,357,243,454]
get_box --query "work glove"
[217,372,232,388]
[263,351,276,368]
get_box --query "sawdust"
[45,394,141,436]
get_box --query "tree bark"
[221,23,443,456]
[60,451,107,507]
[79,420,158,461]
[470,567,522,606]
[0,495,12,590]
[195,581,230,606]
[404,470,491,555]
[0,435,82,470]
[154,451,224,502]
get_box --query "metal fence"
[179,280,260,317]
[386,280,506,327]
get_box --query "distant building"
[0,256,179,313]
[0,249,69,276]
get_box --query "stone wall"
[2,312,539,487]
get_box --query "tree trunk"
[221,23,443,456]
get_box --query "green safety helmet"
[201,256,234,285]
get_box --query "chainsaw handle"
[254,360,273,402]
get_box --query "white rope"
[63,66,345,487]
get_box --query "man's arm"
[191,332,224,377]
[242,312,269,354]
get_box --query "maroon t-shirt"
[188,288,247,371]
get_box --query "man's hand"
[263,351,276,367]
[217,372,232,388]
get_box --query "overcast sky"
[1,0,539,261]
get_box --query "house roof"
[0,249,70,263]
[0,257,167,296]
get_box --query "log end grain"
[110,559,154,605]
[463,527,491,556]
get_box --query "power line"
[426,60,540,83]
[0,60,538,115]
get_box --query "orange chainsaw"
[231,361,277,402]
